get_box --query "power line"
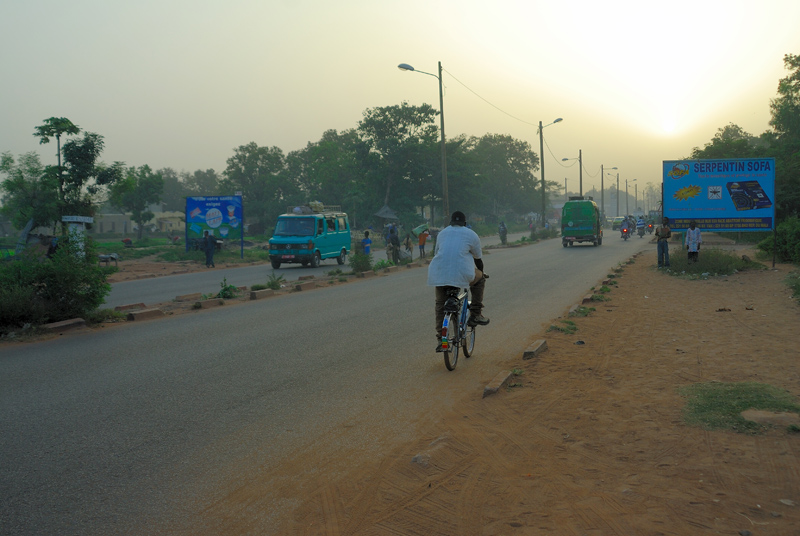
[442,68,540,128]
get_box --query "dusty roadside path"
[255,248,800,535]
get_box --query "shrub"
[349,252,372,273]
[757,216,800,263]
[0,237,111,332]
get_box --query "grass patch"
[264,273,286,290]
[547,319,578,334]
[597,285,611,294]
[786,271,800,300]
[666,247,765,278]
[589,294,610,302]
[85,309,127,324]
[679,382,800,434]
[569,306,596,317]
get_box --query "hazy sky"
[2,0,799,204]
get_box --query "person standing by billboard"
[685,220,702,263]
[655,217,672,268]
[203,230,216,268]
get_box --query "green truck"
[561,196,603,247]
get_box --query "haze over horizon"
[2,0,799,199]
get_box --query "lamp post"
[398,62,449,221]
[561,150,583,196]
[635,182,638,214]
[625,178,637,215]
[615,173,620,216]
[600,165,617,222]
[538,118,563,225]
[564,178,568,202]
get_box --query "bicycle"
[440,286,477,371]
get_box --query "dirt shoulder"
[255,247,799,535]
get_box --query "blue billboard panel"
[662,159,775,231]
[185,196,244,254]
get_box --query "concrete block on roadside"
[581,294,594,304]
[114,303,146,312]
[568,304,580,315]
[176,292,203,302]
[384,266,399,273]
[126,308,165,321]
[483,370,512,398]
[42,318,86,333]
[298,275,315,281]
[295,281,316,291]
[358,271,375,278]
[523,339,548,360]
[250,289,275,300]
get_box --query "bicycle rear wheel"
[462,325,476,357]
[442,313,459,371]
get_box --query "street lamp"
[600,165,617,222]
[625,178,637,215]
[538,118,563,224]
[612,172,620,216]
[564,178,568,202]
[398,62,449,221]
[561,150,583,196]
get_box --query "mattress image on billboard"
[726,181,773,211]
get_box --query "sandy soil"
[109,247,800,534]
[276,248,800,535]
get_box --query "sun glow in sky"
[1,0,798,205]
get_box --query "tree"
[770,53,800,140]
[33,117,80,173]
[182,168,220,196]
[357,102,440,208]
[108,165,164,239]
[158,168,190,212]
[0,152,59,230]
[690,123,762,160]
[465,134,539,217]
[286,129,370,219]
[769,53,800,219]
[220,143,296,234]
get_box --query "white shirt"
[427,225,482,288]
[685,227,702,252]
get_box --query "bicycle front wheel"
[442,313,459,371]
[462,324,476,358]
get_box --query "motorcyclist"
[636,216,646,237]
[498,221,508,245]
[427,211,489,352]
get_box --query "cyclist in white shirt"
[427,211,489,352]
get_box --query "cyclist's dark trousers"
[434,269,485,338]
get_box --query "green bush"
[0,238,111,332]
[757,216,800,263]
[349,252,372,273]
[667,247,764,277]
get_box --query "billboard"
[185,196,244,256]
[662,159,775,231]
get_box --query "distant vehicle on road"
[561,196,603,247]
[611,216,625,231]
[268,204,351,269]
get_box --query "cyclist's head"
[450,211,467,226]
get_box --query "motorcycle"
[498,225,508,245]
[637,226,645,238]
[647,223,654,234]
[621,226,630,241]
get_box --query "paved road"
[103,231,530,308]
[1,232,652,535]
